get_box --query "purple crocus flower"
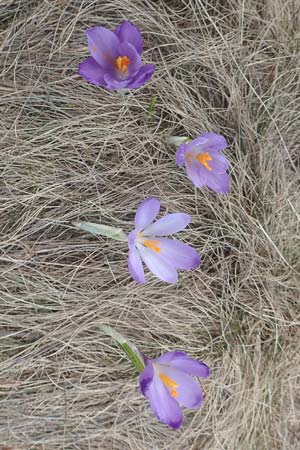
[176,132,230,194]
[139,351,210,429]
[128,197,201,284]
[79,20,156,90]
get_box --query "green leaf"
[167,136,189,146]
[120,342,145,372]
[72,221,127,241]
[99,325,145,373]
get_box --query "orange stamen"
[143,239,161,253]
[116,55,131,74]
[170,389,178,398]
[196,152,212,171]
[159,373,179,390]
[159,373,179,398]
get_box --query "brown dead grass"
[0,0,299,449]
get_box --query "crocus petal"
[137,244,178,283]
[156,352,211,378]
[134,197,160,232]
[184,136,208,153]
[146,372,183,429]
[197,132,227,152]
[158,366,203,409]
[126,64,156,89]
[143,213,190,236]
[207,151,229,174]
[157,238,201,270]
[128,230,138,247]
[184,133,227,154]
[78,57,107,86]
[176,143,187,167]
[86,27,119,68]
[116,42,141,77]
[185,159,207,188]
[139,362,154,396]
[103,73,130,90]
[114,20,143,54]
[206,171,230,194]
[128,246,145,284]
[128,230,145,283]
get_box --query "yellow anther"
[170,389,178,398]
[159,373,179,390]
[159,373,179,398]
[93,45,97,52]
[196,152,212,171]
[116,55,131,74]
[143,239,161,253]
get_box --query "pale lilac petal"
[198,132,227,152]
[103,73,130,90]
[114,20,143,54]
[128,230,145,283]
[207,152,229,174]
[156,351,187,363]
[184,133,227,153]
[184,136,208,153]
[206,171,230,194]
[158,366,203,409]
[185,159,207,188]
[137,245,178,283]
[134,197,160,232]
[146,372,183,429]
[128,246,145,284]
[139,362,154,396]
[126,64,156,89]
[157,239,201,270]
[156,352,211,378]
[78,57,107,86]
[128,230,138,247]
[115,42,141,78]
[86,27,119,68]
[176,143,187,167]
[143,213,190,236]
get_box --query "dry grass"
[1,0,300,449]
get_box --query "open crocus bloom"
[128,197,201,284]
[79,21,156,90]
[176,132,230,194]
[139,351,210,429]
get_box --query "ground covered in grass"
[1,0,300,449]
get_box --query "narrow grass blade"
[147,95,157,117]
